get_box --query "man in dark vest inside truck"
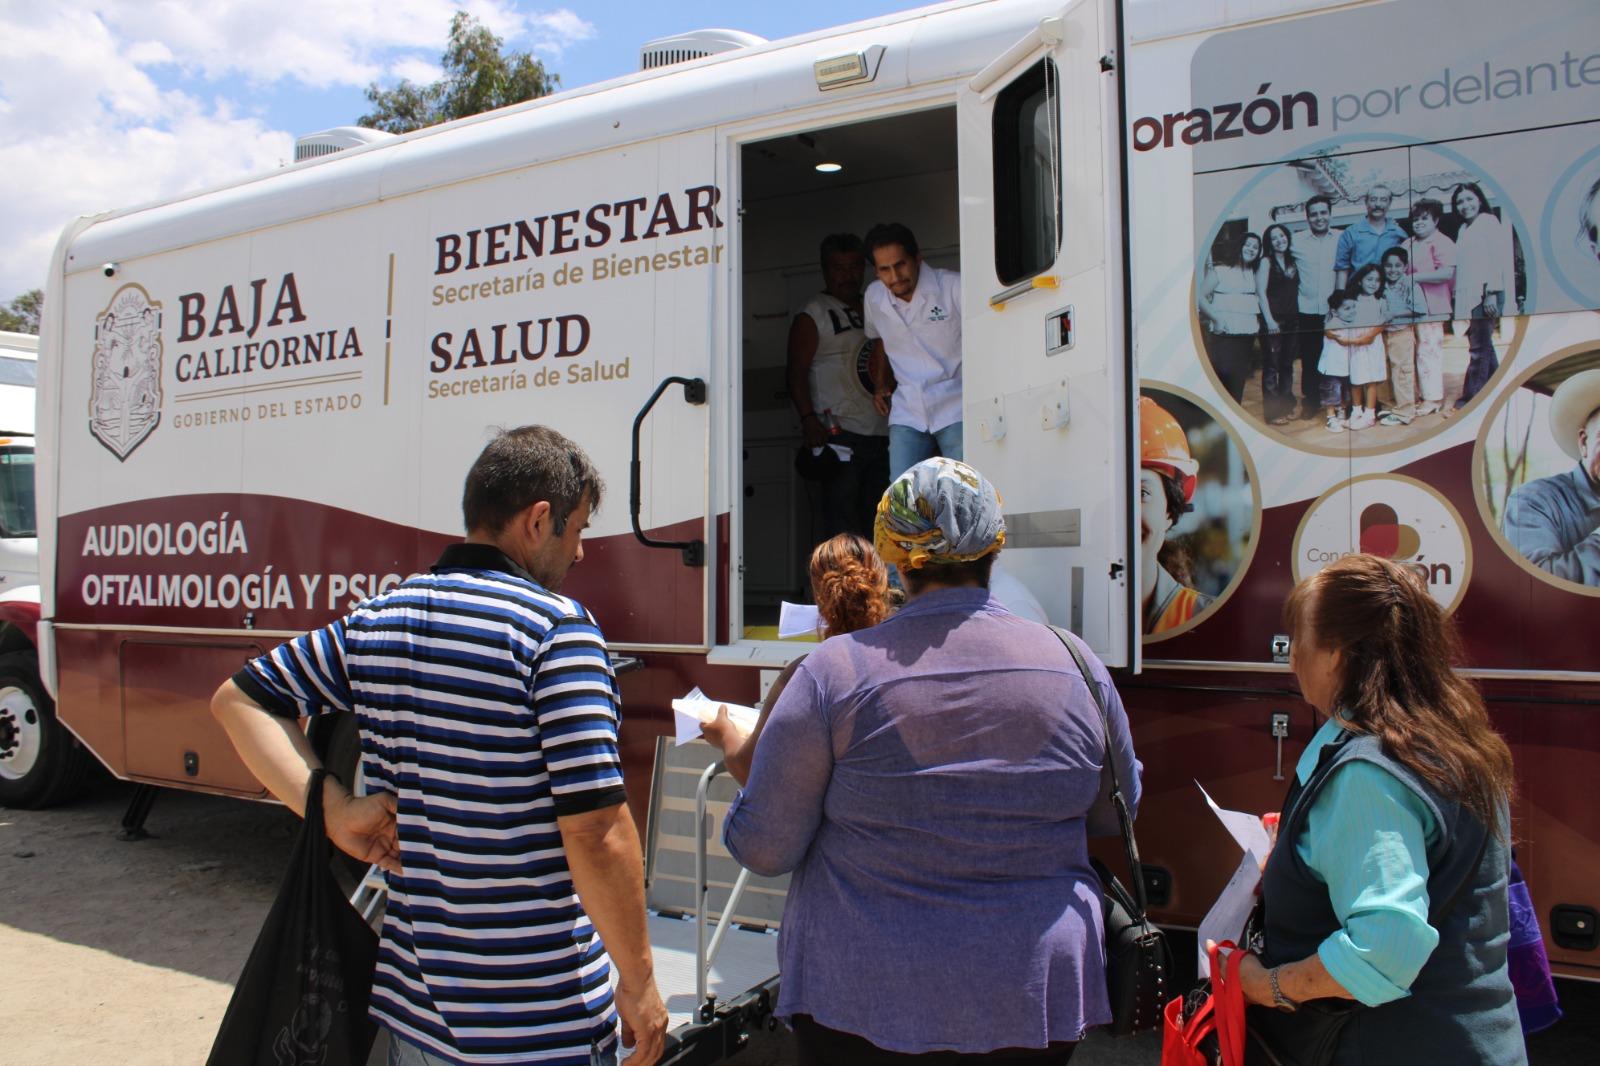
[787,232,890,541]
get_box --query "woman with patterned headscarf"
[716,457,1142,1065]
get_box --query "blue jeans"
[387,1029,619,1066]
[888,421,964,480]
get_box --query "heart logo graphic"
[1358,503,1421,560]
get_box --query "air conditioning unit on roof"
[640,29,766,71]
[293,126,396,163]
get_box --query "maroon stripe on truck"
[56,494,717,646]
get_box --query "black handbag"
[206,769,380,1066]
[1051,627,1172,1035]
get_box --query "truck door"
[957,0,1137,666]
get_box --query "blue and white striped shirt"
[236,543,626,1065]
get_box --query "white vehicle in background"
[0,331,48,805]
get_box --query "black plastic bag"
[206,769,379,1066]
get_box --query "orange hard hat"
[1139,396,1198,502]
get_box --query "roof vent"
[640,28,765,71]
[293,126,396,163]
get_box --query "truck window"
[0,357,37,387]
[993,58,1061,286]
[0,446,36,538]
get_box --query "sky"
[0,0,929,302]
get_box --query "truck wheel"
[0,650,95,809]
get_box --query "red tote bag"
[1162,941,1248,1066]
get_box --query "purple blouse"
[723,588,1141,1053]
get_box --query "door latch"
[1270,712,1290,781]
[1270,634,1291,664]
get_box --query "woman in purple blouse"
[709,458,1141,1065]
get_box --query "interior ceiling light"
[815,161,843,173]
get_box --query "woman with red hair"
[707,532,889,785]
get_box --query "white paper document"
[670,690,760,747]
[1194,781,1272,977]
[1198,781,1272,863]
[777,601,822,639]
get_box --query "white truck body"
[28,0,1600,979]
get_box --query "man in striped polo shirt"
[212,425,667,1066]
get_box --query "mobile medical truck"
[19,0,1600,1019]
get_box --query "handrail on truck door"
[694,760,758,1022]
[630,376,708,567]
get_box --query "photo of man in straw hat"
[1502,367,1600,586]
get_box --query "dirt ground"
[0,777,294,1065]
[2,778,1595,1065]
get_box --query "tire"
[0,650,96,809]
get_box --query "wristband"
[800,412,820,422]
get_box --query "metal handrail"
[630,375,708,566]
[693,760,758,1013]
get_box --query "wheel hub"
[0,685,42,780]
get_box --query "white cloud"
[527,9,597,58]
[389,56,445,85]
[0,1,598,297]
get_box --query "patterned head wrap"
[873,457,1006,571]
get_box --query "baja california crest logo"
[90,284,164,461]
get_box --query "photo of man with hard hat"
[1139,395,1213,635]
[1137,388,1259,640]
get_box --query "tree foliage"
[0,290,42,335]
[359,13,559,134]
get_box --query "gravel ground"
[1,778,1593,1065]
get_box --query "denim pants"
[1458,315,1499,407]
[388,1030,619,1066]
[1293,313,1326,408]
[1202,330,1256,403]
[888,421,964,480]
[1260,330,1297,421]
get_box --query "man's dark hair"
[1412,198,1444,223]
[819,232,864,272]
[1305,194,1332,216]
[461,425,604,535]
[900,552,997,594]
[863,222,920,260]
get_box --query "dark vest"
[1259,729,1525,1065]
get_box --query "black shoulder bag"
[1051,626,1172,1035]
[206,769,380,1066]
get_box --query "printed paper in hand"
[672,687,709,746]
[670,690,759,746]
[1195,781,1273,977]
[777,601,822,639]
